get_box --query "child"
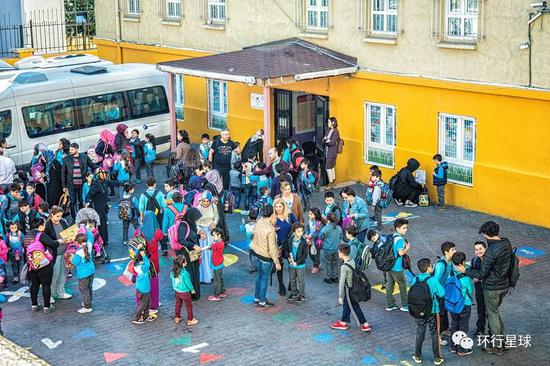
[241,152,257,211]
[369,168,384,231]
[366,229,388,289]
[82,173,93,204]
[410,258,445,365]
[305,207,325,274]
[199,133,212,162]
[128,251,156,324]
[298,158,316,210]
[322,191,342,225]
[330,243,371,332]
[231,142,241,166]
[434,241,457,345]
[164,179,176,206]
[254,162,271,198]
[129,129,143,184]
[113,151,133,195]
[230,161,242,209]
[37,201,50,220]
[6,222,24,284]
[203,161,223,195]
[432,154,449,210]
[284,223,308,303]
[121,183,139,245]
[257,186,273,208]
[386,218,411,312]
[14,199,40,235]
[319,213,343,284]
[138,177,167,223]
[346,226,361,261]
[205,228,226,301]
[2,183,22,221]
[367,165,379,190]
[471,241,487,336]
[71,233,95,313]
[143,133,157,178]
[240,210,257,273]
[0,235,7,288]
[26,182,43,210]
[449,251,474,356]
[170,255,198,326]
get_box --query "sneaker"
[31,305,41,312]
[162,250,168,257]
[43,306,55,314]
[149,309,159,315]
[12,276,19,284]
[287,294,297,303]
[386,305,399,311]
[253,299,260,305]
[441,330,450,337]
[434,357,444,365]
[482,347,504,356]
[59,292,72,299]
[404,200,418,207]
[330,321,348,330]
[67,271,72,278]
[174,317,182,324]
[412,355,422,364]
[450,347,456,353]
[394,198,403,206]
[249,268,257,273]
[295,295,306,303]
[360,323,372,332]
[441,338,449,346]
[132,318,145,324]
[380,284,386,290]
[400,306,409,312]
[187,318,199,326]
[437,205,447,211]
[330,278,339,283]
[123,241,128,246]
[77,307,93,314]
[208,295,221,302]
[218,293,227,298]
[146,313,158,322]
[323,278,332,284]
[457,349,473,356]
[50,297,56,304]
[257,301,274,308]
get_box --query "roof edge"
[157,64,256,84]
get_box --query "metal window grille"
[358,0,401,38]
[126,0,141,16]
[207,0,226,23]
[431,0,485,43]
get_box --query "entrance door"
[314,96,329,185]
[274,89,292,143]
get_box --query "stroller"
[75,207,110,264]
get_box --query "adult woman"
[45,206,71,301]
[178,209,202,300]
[95,129,115,161]
[30,144,54,200]
[271,198,297,296]
[275,181,304,223]
[26,218,62,313]
[323,117,340,188]
[47,151,64,208]
[54,138,70,164]
[87,169,110,251]
[114,123,129,154]
[186,191,219,284]
[138,211,163,312]
[175,130,191,162]
[393,158,424,207]
[340,187,370,243]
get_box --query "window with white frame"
[445,0,478,40]
[166,0,182,19]
[365,102,396,168]
[127,0,140,15]
[438,113,476,185]
[208,79,227,130]
[307,0,329,30]
[174,75,184,120]
[372,0,398,35]
[208,0,226,23]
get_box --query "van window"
[77,92,127,128]
[128,86,169,118]
[0,110,12,138]
[22,100,77,138]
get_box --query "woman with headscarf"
[114,124,129,154]
[136,211,163,312]
[86,169,110,254]
[30,144,54,200]
[186,191,219,284]
[204,162,223,196]
[95,129,115,162]
[184,175,203,207]
[47,152,64,208]
[54,138,70,164]
[177,208,202,300]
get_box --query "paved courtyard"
[1,166,549,366]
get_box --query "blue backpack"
[366,180,393,209]
[444,273,470,314]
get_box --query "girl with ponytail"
[71,233,95,314]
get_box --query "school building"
[93,0,550,228]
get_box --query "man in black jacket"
[62,143,97,219]
[456,221,512,356]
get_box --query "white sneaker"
[77,307,93,314]
[59,293,72,299]
[404,200,418,207]
[50,297,56,304]
[149,309,159,315]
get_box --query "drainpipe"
[115,0,123,63]
[528,13,533,87]
[263,85,272,160]
[168,73,177,151]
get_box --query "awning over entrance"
[156,38,358,85]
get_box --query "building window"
[364,102,396,168]
[127,0,141,15]
[165,0,182,19]
[438,113,476,185]
[208,0,226,23]
[372,0,397,35]
[208,79,227,130]
[174,74,184,120]
[445,0,478,39]
[307,0,329,30]
[0,110,13,138]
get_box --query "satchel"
[184,246,202,262]
[59,193,71,217]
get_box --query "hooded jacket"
[433,161,449,186]
[466,238,512,291]
[396,158,422,191]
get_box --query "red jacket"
[134,228,164,273]
[211,241,225,267]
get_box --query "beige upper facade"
[95,0,550,88]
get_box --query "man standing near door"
[209,129,236,191]
[62,143,96,219]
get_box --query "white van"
[0,62,171,167]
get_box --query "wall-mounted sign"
[251,93,264,110]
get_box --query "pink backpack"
[26,233,53,271]
[168,212,190,252]
[30,162,45,182]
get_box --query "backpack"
[356,244,372,272]
[168,217,190,252]
[289,149,305,172]
[128,234,147,260]
[300,170,318,194]
[30,161,45,182]
[337,138,344,154]
[444,273,471,314]
[26,233,53,271]
[373,234,397,271]
[222,190,236,214]
[408,277,433,319]
[144,190,162,215]
[184,190,202,208]
[509,246,520,288]
[388,171,401,191]
[63,242,81,270]
[366,180,393,209]
[250,199,267,219]
[118,197,134,221]
[87,145,101,164]
[344,263,371,303]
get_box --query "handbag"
[59,193,70,217]
[184,246,202,262]
[418,189,429,207]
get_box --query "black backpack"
[144,189,162,215]
[373,234,396,271]
[408,277,433,319]
[509,246,520,289]
[388,170,401,191]
[344,263,371,303]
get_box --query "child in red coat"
[205,228,225,301]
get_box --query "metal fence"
[0,10,96,58]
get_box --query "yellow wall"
[94,39,550,228]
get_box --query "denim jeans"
[415,315,440,358]
[254,256,273,303]
[242,184,256,211]
[230,187,242,209]
[122,218,139,243]
[436,185,446,206]
[324,251,339,279]
[145,162,154,177]
[450,305,472,352]
[68,185,83,219]
[289,267,305,297]
[342,291,367,324]
[133,158,143,180]
[474,281,487,332]
[213,268,225,296]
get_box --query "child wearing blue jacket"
[319,213,343,284]
[433,241,456,345]
[143,134,157,178]
[410,258,445,366]
[128,253,156,324]
[71,233,95,314]
[432,154,449,210]
[340,187,370,243]
[449,252,474,356]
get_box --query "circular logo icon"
[452,331,468,345]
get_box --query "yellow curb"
[0,336,51,366]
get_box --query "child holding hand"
[170,255,198,326]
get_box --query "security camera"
[520,42,531,50]
[530,1,547,9]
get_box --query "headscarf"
[205,170,223,195]
[31,143,47,166]
[116,123,128,135]
[42,150,55,179]
[188,176,202,191]
[141,211,158,242]
[100,129,114,144]
[201,190,213,202]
